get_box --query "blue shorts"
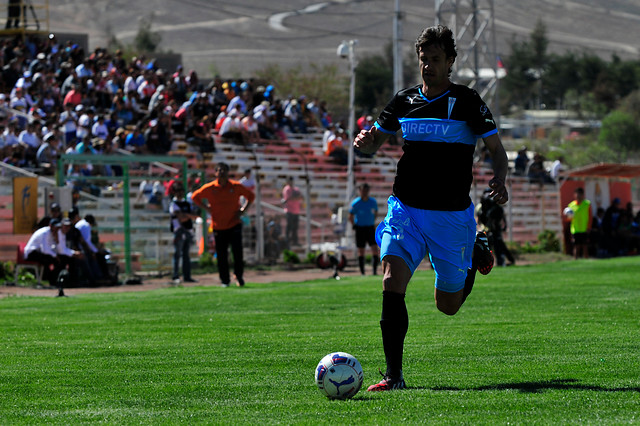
[376,196,476,293]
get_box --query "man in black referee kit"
[354,24,509,391]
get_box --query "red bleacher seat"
[14,243,44,285]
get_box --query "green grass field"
[1,257,639,424]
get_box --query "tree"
[618,89,640,121]
[354,54,393,114]
[542,52,580,109]
[134,14,162,53]
[599,110,640,158]
[500,19,550,110]
[254,63,348,118]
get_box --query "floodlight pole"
[338,39,358,247]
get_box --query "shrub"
[197,252,217,272]
[305,252,317,264]
[282,249,300,264]
[538,229,561,252]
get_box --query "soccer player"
[349,183,379,275]
[353,25,509,391]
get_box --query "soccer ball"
[315,352,364,399]
[563,207,574,218]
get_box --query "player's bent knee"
[434,289,463,316]
[436,300,461,316]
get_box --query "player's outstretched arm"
[354,126,388,155]
[483,133,509,204]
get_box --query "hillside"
[47,0,640,79]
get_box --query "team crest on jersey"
[447,97,456,119]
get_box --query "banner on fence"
[13,176,38,234]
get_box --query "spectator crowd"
[0,34,344,184]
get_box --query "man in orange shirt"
[191,162,255,287]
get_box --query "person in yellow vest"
[565,187,592,259]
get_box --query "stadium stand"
[0,34,562,277]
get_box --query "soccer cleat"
[473,231,494,275]
[367,371,406,392]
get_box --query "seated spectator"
[186,116,216,152]
[476,145,493,168]
[59,103,78,145]
[18,120,41,165]
[191,91,212,120]
[36,201,63,229]
[528,153,554,184]
[74,134,97,155]
[148,84,166,112]
[66,163,101,196]
[41,90,58,115]
[23,218,82,287]
[66,209,102,285]
[514,147,529,176]
[3,146,26,168]
[105,111,121,137]
[283,97,307,133]
[218,109,245,145]
[63,83,82,108]
[145,119,166,154]
[112,93,134,126]
[124,126,148,153]
[137,179,164,210]
[239,168,256,192]
[111,127,127,150]
[91,114,109,140]
[322,123,336,154]
[3,120,20,148]
[550,156,566,181]
[357,114,373,131]
[36,131,60,174]
[241,113,259,143]
[252,101,277,140]
[325,128,349,165]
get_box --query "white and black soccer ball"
[315,352,364,399]
[563,206,574,218]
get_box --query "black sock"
[372,255,379,275]
[380,291,408,378]
[358,256,365,274]
[462,267,477,304]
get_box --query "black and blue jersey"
[375,83,497,211]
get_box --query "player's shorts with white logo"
[376,195,476,292]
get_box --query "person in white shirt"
[18,121,40,150]
[59,103,78,145]
[550,156,566,181]
[239,168,256,191]
[18,121,41,165]
[75,214,99,255]
[91,115,109,140]
[24,219,80,286]
[3,121,20,147]
[219,110,245,144]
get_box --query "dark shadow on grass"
[417,378,640,393]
